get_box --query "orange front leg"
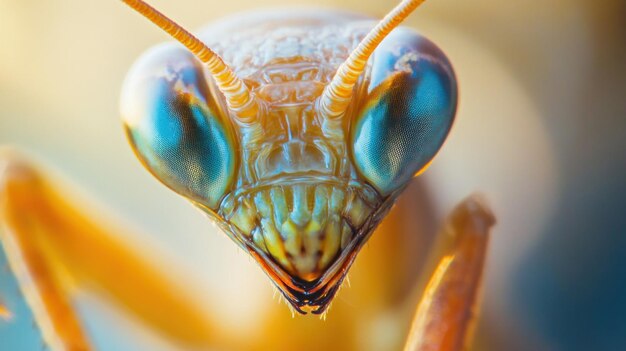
[404,195,495,351]
[0,149,220,350]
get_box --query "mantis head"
[120,0,456,314]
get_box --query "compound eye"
[350,29,457,196]
[121,44,237,210]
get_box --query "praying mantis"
[0,0,495,349]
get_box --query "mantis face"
[120,0,456,314]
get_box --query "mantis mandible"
[0,0,495,349]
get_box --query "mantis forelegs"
[0,149,493,351]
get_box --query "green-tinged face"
[120,13,456,314]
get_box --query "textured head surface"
[121,10,457,314]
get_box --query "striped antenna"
[318,0,427,119]
[121,0,259,123]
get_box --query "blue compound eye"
[121,44,238,210]
[350,29,457,196]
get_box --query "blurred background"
[0,0,625,350]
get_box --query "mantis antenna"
[318,0,427,119]
[121,0,260,123]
